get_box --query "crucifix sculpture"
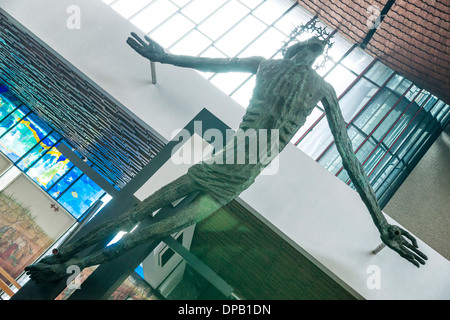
[25,32,427,283]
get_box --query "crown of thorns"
[281,20,335,70]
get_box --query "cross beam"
[361,0,397,49]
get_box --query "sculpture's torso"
[241,59,325,149]
[188,59,326,204]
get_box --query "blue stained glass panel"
[26,113,53,137]
[48,167,83,199]
[0,86,108,220]
[0,93,17,121]
[0,113,52,162]
[0,107,28,136]
[16,133,60,170]
[26,146,74,189]
[58,174,105,219]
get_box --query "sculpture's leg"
[40,174,198,265]
[25,192,222,283]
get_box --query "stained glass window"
[0,93,17,121]
[16,133,60,171]
[58,174,105,219]
[0,112,52,162]
[48,166,83,199]
[0,85,108,221]
[0,106,30,136]
[26,146,73,189]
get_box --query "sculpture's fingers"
[403,241,428,262]
[396,247,420,268]
[400,228,418,248]
[399,244,426,267]
[406,255,420,268]
[127,38,147,55]
[127,37,141,51]
[131,32,147,47]
[406,250,426,266]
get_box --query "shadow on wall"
[385,124,450,261]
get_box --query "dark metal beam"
[58,142,120,197]
[66,197,199,300]
[67,109,231,299]
[361,0,397,49]
[163,235,237,299]
[12,109,231,300]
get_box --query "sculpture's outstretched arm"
[127,33,264,74]
[321,83,428,267]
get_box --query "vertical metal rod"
[150,61,157,84]
[371,243,386,255]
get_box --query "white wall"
[3,174,75,240]
[239,145,450,299]
[0,152,12,174]
[2,0,449,299]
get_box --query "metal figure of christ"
[25,33,427,283]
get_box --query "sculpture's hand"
[127,32,166,62]
[380,224,428,267]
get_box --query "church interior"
[0,0,449,300]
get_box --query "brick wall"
[298,0,450,105]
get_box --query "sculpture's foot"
[25,262,68,283]
[39,252,66,265]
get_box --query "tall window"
[104,0,449,206]
[297,54,449,206]
[0,88,107,220]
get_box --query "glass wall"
[298,54,449,206]
[103,0,449,207]
[0,88,106,220]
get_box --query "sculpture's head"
[283,37,328,66]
